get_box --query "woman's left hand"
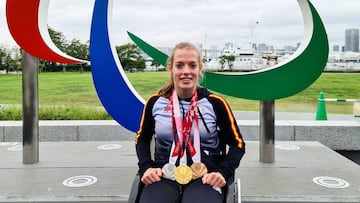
[202,172,226,188]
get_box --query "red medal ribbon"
[170,91,198,159]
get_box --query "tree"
[41,26,67,72]
[42,26,90,72]
[218,54,236,71]
[4,53,21,73]
[65,39,90,72]
[0,46,21,73]
[226,55,236,71]
[151,61,161,71]
[219,55,226,71]
[0,46,7,71]
[48,26,67,51]
[0,27,89,73]
[116,43,146,72]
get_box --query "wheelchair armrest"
[226,178,241,203]
[128,174,144,203]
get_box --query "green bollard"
[316,92,327,120]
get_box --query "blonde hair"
[157,42,203,97]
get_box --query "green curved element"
[201,0,328,100]
[128,0,328,100]
[127,31,168,67]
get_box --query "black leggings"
[139,178,224,203]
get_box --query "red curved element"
[6,0,86,64]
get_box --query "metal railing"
[316,92,360,120]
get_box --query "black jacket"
[135,87,245,181]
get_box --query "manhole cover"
[7,145,22,151]
[97,144,122,150]
[275,144,300,150]
[0,142,19,146]
[63,175,97,188]
[313,176,350,189]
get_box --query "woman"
[135,42,245,203]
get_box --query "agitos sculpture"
[6,0,328,135]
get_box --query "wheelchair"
[128,173,241,203]
[129,136,242,203]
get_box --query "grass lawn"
[1,72,359,115]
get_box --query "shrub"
[0,105,112,120]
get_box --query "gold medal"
[174,165,193,184]
[190,162,208,179]
[162,163,176,180]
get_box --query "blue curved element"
[90,0,145,132]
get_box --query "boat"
[326,51,360,72]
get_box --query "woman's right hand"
[141,168,163,185]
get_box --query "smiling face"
[169,47,202,99]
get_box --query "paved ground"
[0,140,359,203]
[0,112,359,202]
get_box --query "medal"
[174,165,193,184]
[169,90,204,185]
[162,163,176,180]
[191,162,208,179]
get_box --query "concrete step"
[1,118,359,150]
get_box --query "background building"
[345,28,359,52]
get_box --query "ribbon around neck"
[169,90,201,165]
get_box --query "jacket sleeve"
[209,94,246,181]
[135,95,158,176]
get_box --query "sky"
[0,0,359,50]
